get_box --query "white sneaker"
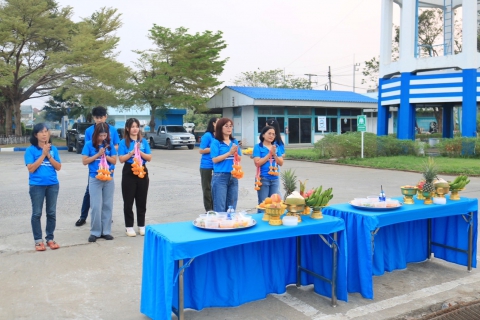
[126,227,136,237]
[138,226,145,236]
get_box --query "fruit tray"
[192,219,257,231]
[349,201,403,211]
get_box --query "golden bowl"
[400,186,418,196]
[285,203,306,214]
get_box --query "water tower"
[377,0,478,139]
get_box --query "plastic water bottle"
[379,185,386,202]
[227,206,234,220]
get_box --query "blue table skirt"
[141,214,347,320]
[323,196,478,300]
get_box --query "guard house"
[207,86,377,147]
[378,0,478,139]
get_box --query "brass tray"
[192,219,257,231]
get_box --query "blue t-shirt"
[253,142,283,180]
[82,141,117,178]
[85,124,120,145]
[210,139,242,173]
[24,145,61,186]
[118,138,151,165]
[199,132,215,169]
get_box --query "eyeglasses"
[223,125,233,128]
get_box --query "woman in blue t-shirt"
[118,118,152,237]
[210,118,242,213]
[253,126,284,204]
[81,123,117,243]
[198,117,217,212]
[25,123,62,251]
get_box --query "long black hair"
[266,118,284,146]
[30,123,51,147]
[124,118,142,149]
[259,126,275,143]
[206,117,217,134]
[92,123,111,150]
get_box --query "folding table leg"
[468,212,473,272]
[178,259,184,320]
[427,218,432,260]
[296,236,301,287]
[331,232,337,307]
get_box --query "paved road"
[0,149,479,320]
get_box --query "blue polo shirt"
[85,124,120,145]
[82,141,117,178]
[199,132,215,169]
[210,139,242,173]
[118,138,151,165]
[253,142,283,180]
[24,145,61,186]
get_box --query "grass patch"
[337,156,480,175]
[284,148,319,161]
[285,149,480,175]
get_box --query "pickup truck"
[66,122,93,154]
[144,125,196,150]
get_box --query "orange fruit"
[264,197,272,204]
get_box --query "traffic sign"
[357,115,367,132]
[317,116,327,131]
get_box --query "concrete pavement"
[0,149,479,320]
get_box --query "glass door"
[288,118,311,144]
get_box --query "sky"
[29,0,399,109]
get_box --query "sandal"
[35,242,46,251]
[46,241,60,250]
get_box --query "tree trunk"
[0,103,5,135]
[13,101,22,136]
[5,105,12,135]
[149,106,156,133]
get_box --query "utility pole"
[304,73,317,89]
[353,62,360,92]
[328,66,332,91]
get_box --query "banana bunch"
[449,175,470,190]
[305,186,333,207]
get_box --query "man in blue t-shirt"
[75,106,120,227]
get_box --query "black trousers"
[200,168,213,212]
[122,163,149,227]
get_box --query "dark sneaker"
[102,234,114,240]
[75,219,86,227]
[88,235,97,242]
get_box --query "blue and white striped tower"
[378,0,478,139]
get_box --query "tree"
[130,25,227,132]
[233,69,311,89]
[42,91,93,123]
[0,0,130,136]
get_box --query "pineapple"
[280,169,297,200]
[422,157,438,194]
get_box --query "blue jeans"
[211,173,238,213]
[80,180,90,219]
[257,178,280,204]
[29,184,59,243]
[88,177,115,237]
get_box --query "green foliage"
[437,137,479,158]
[0,1,130,136]
[233,69,311,89]
[314,132,419,159]
[130,25,227,132]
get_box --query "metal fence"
[0,135,29,145]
